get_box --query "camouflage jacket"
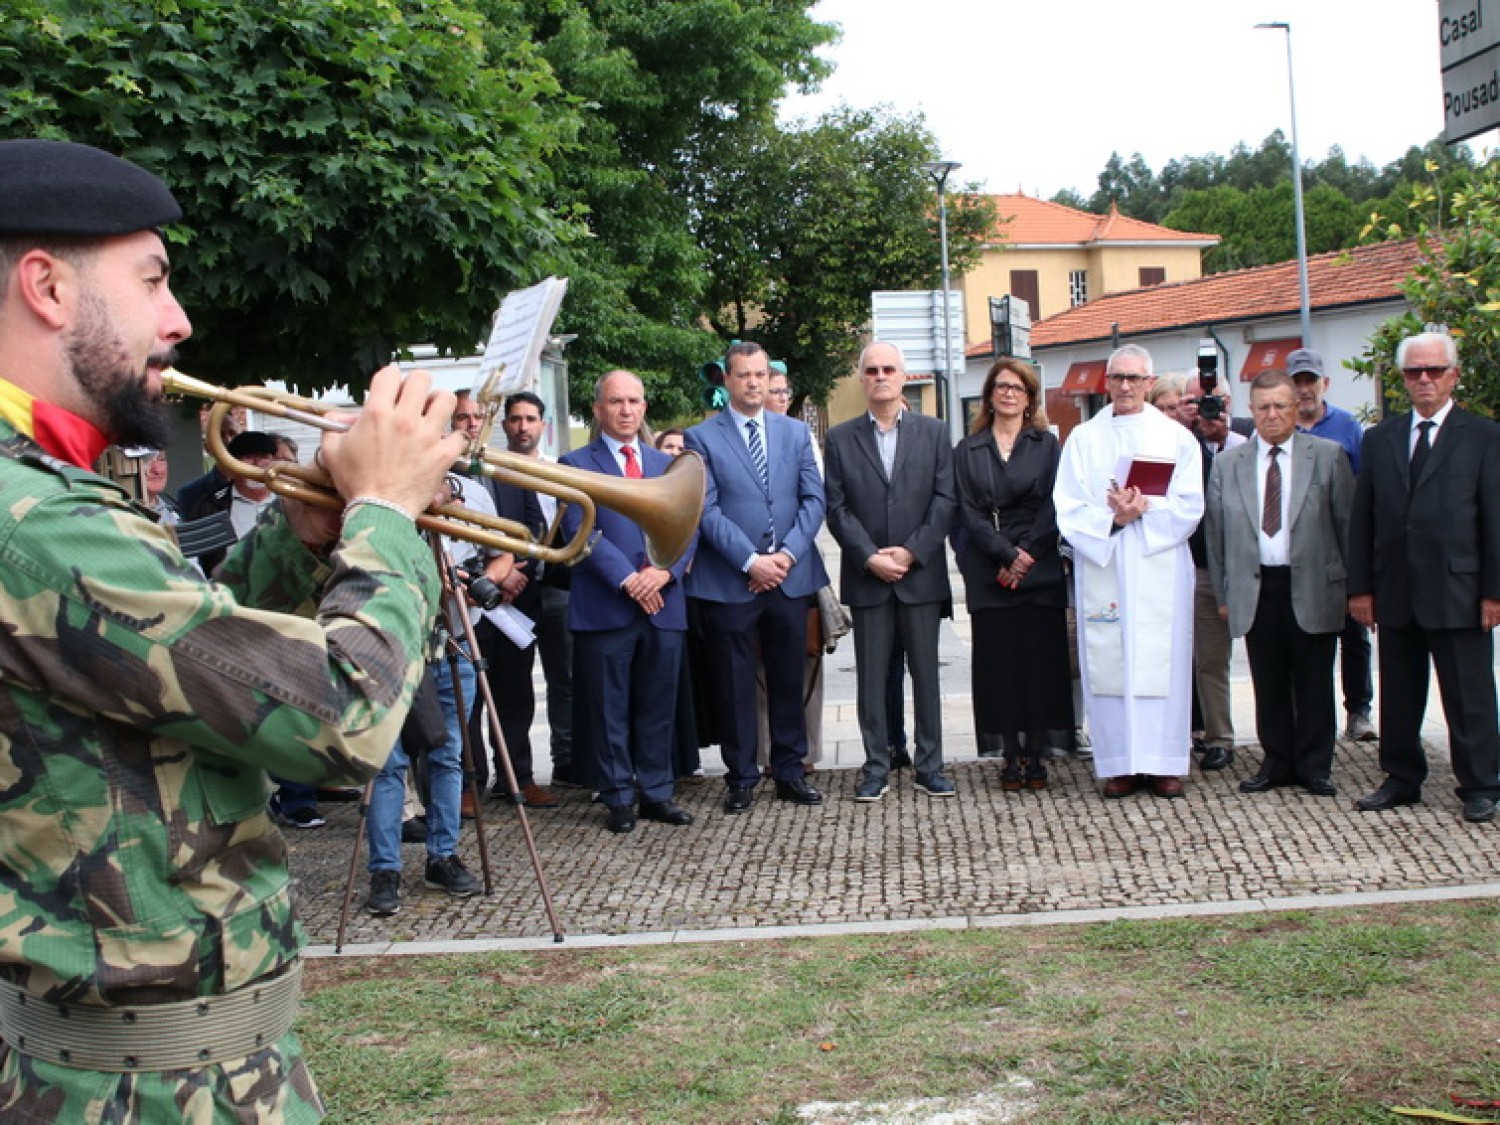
[0,421,438,1121]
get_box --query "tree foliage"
[0,0,574,392]
[687,107,996,406]
[1068,134,1480,277]
[514,0,836,419]
[1350,157,1500,420]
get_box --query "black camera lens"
[459,556,503,611]
[1196,396,1224,421]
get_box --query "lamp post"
[921,159,962,441]
[1256,21,1312,350]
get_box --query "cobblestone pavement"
[288,735,1497,950]
[288,532,1500,950]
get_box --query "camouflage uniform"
[0,418,439,1123]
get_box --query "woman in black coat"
[954,359,1074,790]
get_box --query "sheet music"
[477,276,569,394]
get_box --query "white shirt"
[601,433,644,476]
[1409,398,1455,455]
[1255,434,1292,567]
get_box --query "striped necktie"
[746,418,769,490]
[1262,446,1281,537]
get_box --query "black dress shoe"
[605,804,636,834]
[1354,779,1421,812]
[723,785,755,814]
[1462,796,1497,823]
[1199,745,1233,771]
[1303,777,1337,797]
[1239,774,1291,794]
[774,777,824,805]
[890,746,913,770]
[639,799,694,826]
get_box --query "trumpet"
[161,369,703,569]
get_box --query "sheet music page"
[477,276,568,394]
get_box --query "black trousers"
[1243,568,1338,784]
[1377,620,1500,799]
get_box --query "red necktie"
[622,445,642,479]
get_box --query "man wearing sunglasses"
[1347,331,1500,823]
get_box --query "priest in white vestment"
[1054,345,1204,798]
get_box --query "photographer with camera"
[1185,347,1245,774]
[364,470,508,916]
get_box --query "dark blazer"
[953,427,1066,612]
[1347,406,1500,629]
[683,409,828,603]
[823,412,954,608]
[478,474,547,615]
[559,439,693,632]
[1205,433,1353,638]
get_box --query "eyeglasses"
[1401,365,1451,381]
[992,383,1027,397]
[767,388,792,398]
[1106,373,1151,384]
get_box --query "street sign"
[1440,0,1500,143]
[870,290,966,379]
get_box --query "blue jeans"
[367,653,475,871]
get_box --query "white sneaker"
[1345,713,1378,742]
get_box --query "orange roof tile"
[980,193,1218,247]
[1028,240,1421,350]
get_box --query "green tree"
[1351,158,1500,420]
[0,0,574,392]
[687,107,996,407]
[514,0,835,419]
[1163,181,1363,272]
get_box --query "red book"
[1112,455,1175,497]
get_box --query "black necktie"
[1410,419,1434,492]
[1262,446,1281,537]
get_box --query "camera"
[459,555,502,611]
[1196,338,1219,394]
[1195,394,1225,422]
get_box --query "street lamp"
[921,159,963,441]
[1256,21,1313,350]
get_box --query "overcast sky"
[779,0,1486,200]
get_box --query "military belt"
[0,960,302,1073]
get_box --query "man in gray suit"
[1205,370,1354,795]
[825,341,958,801]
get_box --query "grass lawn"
[299,900,1500,1123]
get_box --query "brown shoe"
[1102,775,1140,799]
[1149,775,1185,799]
[522,783,559,808]
[460,790,477,820]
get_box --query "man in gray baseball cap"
[1288,346,1376,743]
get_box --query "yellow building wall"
[1090,245,1206,298]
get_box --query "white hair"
[1107,344,1153,376]
[1395,331,1458,369]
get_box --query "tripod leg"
[433,537,566,941]
[335,779,376,954]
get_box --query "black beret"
[0,138,182,237]
[226,431,279,458]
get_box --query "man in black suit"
[464,391,562,809]
[1347,331,1500,824]
[825,341,958,801]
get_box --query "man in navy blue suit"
[685,342,829,814]
[560,371,696,833]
